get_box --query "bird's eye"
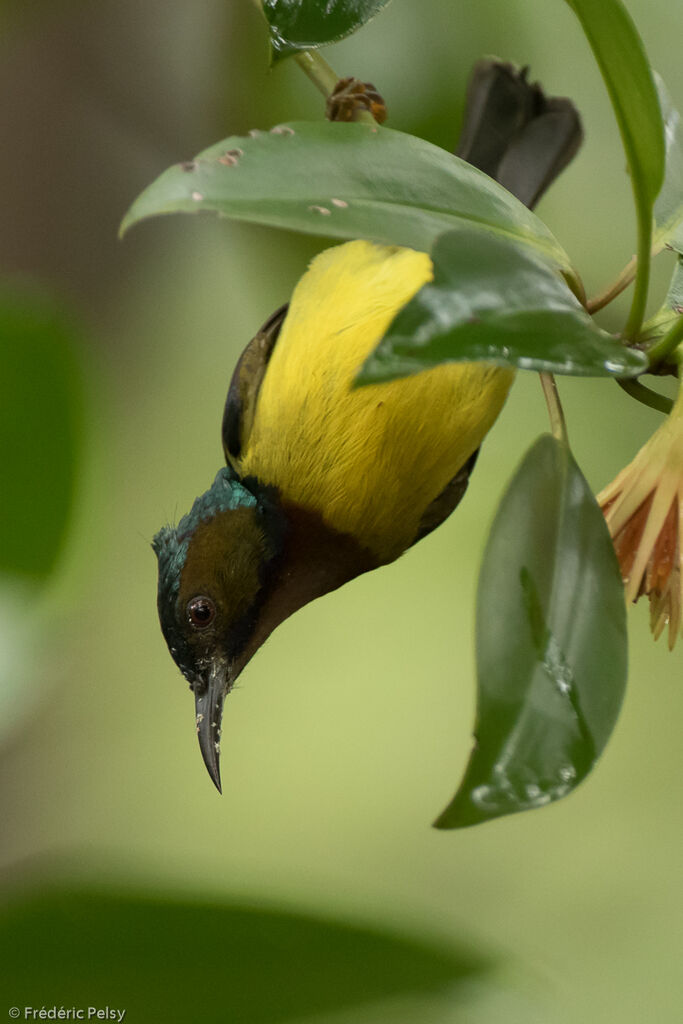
[186,596,216,629]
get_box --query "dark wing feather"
[415,449,480,543]
[222,304,288,469]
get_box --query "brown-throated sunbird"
[153,61,582,791]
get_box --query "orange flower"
[598,390,683,648]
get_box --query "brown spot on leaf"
[218,149,243,166]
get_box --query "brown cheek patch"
[178,507,271,626]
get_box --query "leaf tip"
[432,794,476,831]
[431,809,455,831]
[118,211,134,240]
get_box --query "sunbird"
[154,61,582,790]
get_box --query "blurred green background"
[1,1,682,1021]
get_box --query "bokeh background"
[1,1,682,1021]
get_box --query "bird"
[153,60,583,791]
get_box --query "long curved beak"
[194,659,230,793]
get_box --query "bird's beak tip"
[208,763,223,795]
[194,661,229,794]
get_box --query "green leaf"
[121,121,571,269]
[358,230,647,384]
[262,0,391,63]
[653,73,683,253]
[563,0,665,336]
[0,291,82,581]
[436,435,627,829]
[564,0,664,207]
[0,884,492,1022]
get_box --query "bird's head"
[153,466,283,792]
[154,464,375,792]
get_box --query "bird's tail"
[456,59,583,210]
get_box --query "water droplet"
[270,124,295,135]
[555,672,571,696]
[471,784,500,810]
[331,198,348,208]
[308,205,331,216]
[603,359,623,373]
[558,764,576,782]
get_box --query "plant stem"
[540,372,569,444]
[294,51,340,98]
[586,255,637,314]
[623,206,653,339]
[563,267,587,308]
[616,378,673,415]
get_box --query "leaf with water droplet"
[261,0,392,63]
[435,435,627,829]
[357,230,647,385]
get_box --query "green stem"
[540,372,569,444]
[563,267,587,308]
[616,378,673,415]
[586,254,637,314]
[623,205,653,339]
[646,314,683,369]
[293,51,340,98]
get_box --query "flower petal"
[626,477,678,604]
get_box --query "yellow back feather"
[238,240,514,562]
